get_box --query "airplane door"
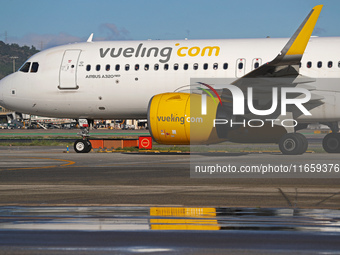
[236,58,246,78]
[59,50,81,89]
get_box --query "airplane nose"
[0,75,11,108]
[0,79,4,106]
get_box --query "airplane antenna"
[87,33,94,42]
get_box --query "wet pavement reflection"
[1,206,340,233]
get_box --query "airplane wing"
[179,6,324,116]
[220,5,324,115]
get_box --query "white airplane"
[0,5,339,154]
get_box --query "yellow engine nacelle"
[148,92,288,145]
[147,93,225,145]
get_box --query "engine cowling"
[147,92,288,145]
[147,92,225,145]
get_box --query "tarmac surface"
[0,129,339,254]
[0,146,339,207]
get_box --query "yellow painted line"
[80,161,191,168]
[313,130,331,134]
[1,157,75,171]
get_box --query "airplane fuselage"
[0,37,340,122]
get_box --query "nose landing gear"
[73,119,93,153]
[74,139,92,153]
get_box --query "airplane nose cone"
[0,75,11,109]
[0,79,4,106]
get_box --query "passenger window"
[307,61,312,68]
[144,64,149,71]
[154,64,159,71]
[254,62,259,69]
[328,61,333,68]
[96,65,101,71]
[338,61,340,68]
[213,63,218,70]
[193,63,198,70]
[238,63,243,69]
[106,64,110,71]
[223,63,228,70]
[125,64,130,71]
[115,64,120,71]
[317,61,322,68]
[164,64,169,71]
[135,64,139,71]
[184,63,188,70]
[203,63,208,70]
[86,65,91,71]
[174,63,179,71]
[19,62,31,73]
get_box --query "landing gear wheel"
[294,133,308,154]
[279,133,308,155]
[322,133,340,153]
[74,139,91,153]
[86,140,92,153]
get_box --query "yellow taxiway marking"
[65,160,191,169]
[0,157,75,171]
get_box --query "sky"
[0,0,339,49]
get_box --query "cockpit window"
[31,62,39,73]
[19,62,31,73]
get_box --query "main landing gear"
[321,122,340,153]
[278,121,340,155]
[322,133,340,153]
[279,133,308,155]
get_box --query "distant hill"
[0,41,39,80]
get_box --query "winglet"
[277,5,323,63]
[285,5,323,56]
[231,5,323,81]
